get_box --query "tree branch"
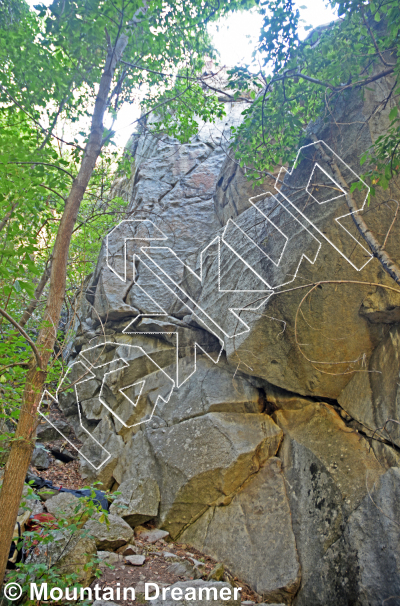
[311,135,400,286]
[0,308,43,369]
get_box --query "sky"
[26,0,337,147]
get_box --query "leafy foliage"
[227,0,400,189]
[0,0,256,460]
[6,486,117,605]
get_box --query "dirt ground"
[92,533,259,604]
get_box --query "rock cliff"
[58,73,400,605]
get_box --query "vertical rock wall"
[59,73,400,605]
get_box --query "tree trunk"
[0,34,128,588]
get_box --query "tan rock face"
[338,324,400,447]
[181,458,300,604]
[60,73,400,605]
[146,412,282,538]
[274,402,384,512]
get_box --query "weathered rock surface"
[147,412,282,538]
[338,324,400,447]
[181,458,300,604]
[84,512,134,550]
[26,530,97,585]
[31,445,51,470]
[60,68,400,604]
[135,528,169,543]
[274,402,384,514]
[45,492,84,521]
[36,418,73,442]
[295,467,400,606]
[110,476,160,527]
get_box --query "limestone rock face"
[61,76,400,604]
[146,412,282,538]
[181,458,301,604]
[295,467,400,606]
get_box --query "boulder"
[112,429,158,486]
[125,554,146,566]
[26,530,97,586]
[117,543,141,555]
[31,445,51,470]
[79,415,124,490]
[146,412,282,538]
[45,492,84,522]
[97,551,121,565]
[213,153,278,227]
[135,528,169,543]
[84,512,134,550]
[155,355,263,425]
[274,403,384,514]
[275,402,386,597]
[109,476,160,527]
[181,458,300,603]
[167,560,196,579]
[36,418,73,442]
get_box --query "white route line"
[43,140,371,470]
[275,140,373,271]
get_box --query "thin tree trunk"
[311,135,400,285]
[0,34,128,587]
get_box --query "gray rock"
[79,415,124,490]
[26,529,97,585]
[36,418,73,442]
[214,152,279,227]
[125,554,146,566]
[84,512,134,550]
[93,602,119,606]
[97,551,120,564]
[156,355,263,425]
[45,492,84,521]
[147,412,282,538]
[117,543,141,555]
[112,429,158,486]
[149,580,241,605]
[31,445,51,470]
[163,551,180,562]
[136,528,169,543]
[295,467,400,606]
[338,325,400,447]
[110,476,160,527]
[181,458,300,603]
[167,560,196,579]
